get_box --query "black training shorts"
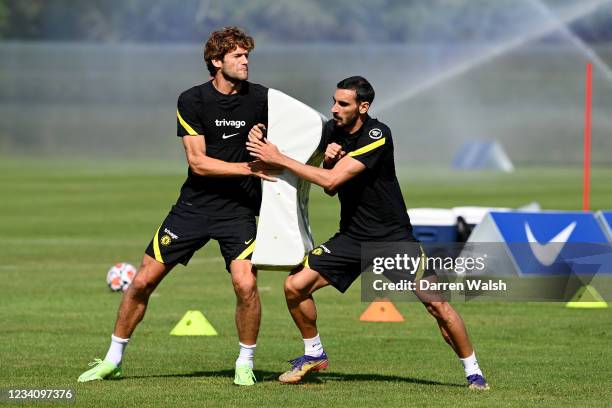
[304,229,422,293]
[145,206,256,271]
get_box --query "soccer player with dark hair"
[246,76,489,390]
[78,26,272,386]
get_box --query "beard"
[221,66,248,82]
[334,113,358,130]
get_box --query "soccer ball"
[106,262,137,292]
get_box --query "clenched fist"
[324,142,346,165]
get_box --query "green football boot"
[78,359,122,382]
[233,364,256,386]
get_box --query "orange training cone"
[359,300,404,322]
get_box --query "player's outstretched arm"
[321,142,345,195]
[183,135,276,181]
[246,136,364,192]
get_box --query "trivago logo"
[215,119,246,128]
[490,212,610,275]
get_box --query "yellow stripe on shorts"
[153,226,164,264]
[235,240,256,260]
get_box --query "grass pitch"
[1,157,612,407]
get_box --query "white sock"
[304,334,324,357]
[104,334,129,366]
[236,342,256,369]
[459,352,483,377]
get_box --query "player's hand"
[324,142,346,165]
[248,123,266,141]
[246,137,285,166]
[248,160,280,182]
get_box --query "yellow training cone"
[170,310,218,336]
[566,285,608,309]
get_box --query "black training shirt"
[176,81,267,216]
[319,115,413,240]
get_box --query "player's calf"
[423,301,490,390]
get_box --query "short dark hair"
[204,26,255,76]
[336,76,375,104]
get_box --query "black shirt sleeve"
[348,126,389,169]
[177,90,205,137]
[257,88,268,128]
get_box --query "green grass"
[1,157,612,407]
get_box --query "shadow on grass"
[128,369,463,387]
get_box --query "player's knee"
[129,272,156,296]
[283,277,305,302]
[129,258,167,296]
[232,275,257,300]
[425,301,450,320]
[283,279,296,300]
